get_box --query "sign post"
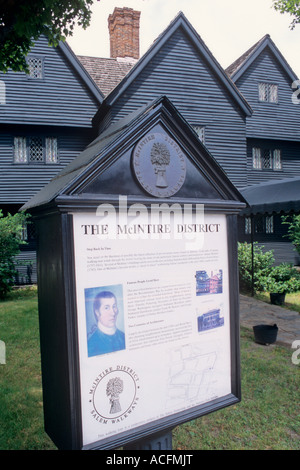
[22,97,246,450]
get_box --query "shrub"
[238,242,274,293]
[0,210,29,299]
[261,263,300,294]
[281,214,300,256]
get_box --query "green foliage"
[238,242,274,293]
[261,263,300,294]
[281,214,300,255]
[238,242,300,296]
[273,0,300,29]
[0,211,29,299]
[0,0,96,72]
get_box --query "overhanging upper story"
[0,35,103,129]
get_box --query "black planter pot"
[270,292,286,305]
[253,324,278,345]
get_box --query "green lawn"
[0,288,299,450]
[256,291,300,313]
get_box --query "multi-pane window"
[14,137,27,163]
[192,125,205,143]
[258,82,278,103]
[265,215,274,234]
[0,80,6,105]
[252,147,282,170]
[245,217,252,234]
[255,215,274,234]
[29,137,43,162]
[45,137,58,163]
[245,215,274,234]
[273,149,282,170]
[27,56,43,79]
[14,136,58,164]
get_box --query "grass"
[174,327,299,450]
[0,288,299,450]
[255,291,300,313]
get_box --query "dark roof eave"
[58,40,104,104]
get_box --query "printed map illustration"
[166,342,217,408]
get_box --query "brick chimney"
[108,7,141,60]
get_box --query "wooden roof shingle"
[77,55,136,97]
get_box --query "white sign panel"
[72,202,231,448]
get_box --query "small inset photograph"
[85,284,125,358]
[196,269,223,296]
[197,307,224,332]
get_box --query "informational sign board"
[72,201,233,449]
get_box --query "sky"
[67,0,300,77]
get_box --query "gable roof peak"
[226,33,298,82]
[225,34,270,78]
[100,10,252,117]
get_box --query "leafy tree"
[273,0,300,29]
[0,0,98,73]
[0,211,29,299]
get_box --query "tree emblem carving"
[106,377,124,414]
[150,142,170,188]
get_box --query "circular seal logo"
[132,132,186,197]
[89,366,139,423]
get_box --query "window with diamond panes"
[45,137,58,163]
[0,80,6,105]
[266,216,274,234]
[29,137,43,162]
[14,137,27,163]
[258,83,278,103]
[252,147,282,171]
[28,57,43,79]
[262,149,272,169]
[273,149,282,170]
[245,217,252,234]
[14,136,58,164]
[252,147,261,169]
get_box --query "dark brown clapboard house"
[1,7,299,283]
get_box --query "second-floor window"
[14,136,58,164]
[252,147,282,170]
[258,82,278,103]
[27,56,44,79]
